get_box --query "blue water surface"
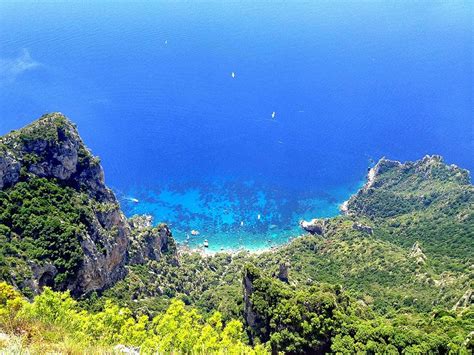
[0,1,472,250]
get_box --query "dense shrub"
[0,282,265,354]
[0,178,92,288]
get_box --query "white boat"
[231,72,236,78]
[271,111,276,119]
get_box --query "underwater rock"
[299,219,325,235]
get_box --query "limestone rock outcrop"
[0,113,176,296]
[352,222,373,235]
[243,265,262,337]
[128,215,177,265]
[409,242,427,265]
[0,113,111,199]
[299,219,326,235]
[277,261,290,283]
[452,289,473,310]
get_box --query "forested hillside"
[1,115,472,353]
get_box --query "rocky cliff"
[128,215,178,266]
[0,113,175,296]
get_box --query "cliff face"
[0,113,174,296]
[242,265,265,342]
[128,215,178,266]
[1,113,107,197]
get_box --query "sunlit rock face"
[300,218,326,235]
[0,113,176,296]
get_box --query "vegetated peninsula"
[0,113,472,353]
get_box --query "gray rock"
[0,113,177,296]
[300,219,325,235]
[277,261,290,283]
[128,217,177,266]
[352,223,373,235]
[129,215,153,230]
[114,344,140,355]
[243,268,258,329]
[452,289,473,311]
[409,242,427,264]
[0,154,20,190]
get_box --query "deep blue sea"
[0,2,472,251]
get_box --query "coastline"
[177,242,286,258]
[119,179,365,253]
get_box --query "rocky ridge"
[0,113,175,296]
[342,155,472,218]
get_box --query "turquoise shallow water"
[119,180,364,251]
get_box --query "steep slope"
[99,156,473,320]
[0,113,174,296]
[343,155,473,267]
[1,115,472,353]
[260,156,473,312]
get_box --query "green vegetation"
[0,282,264,354]
[242,264,473,354]
[1,116,473,353]
[0,177,97,290]
[0,113,72,149]
[95,251,248,320]
[86,156,473,353]
[347,157,473,269]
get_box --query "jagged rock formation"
[0,113,175,296]
[462,331,474,349]
[452,289,473,310]
[409,242,427,264]
[243,265,264,340]
[128,215,177,266]
[352,222,373,235]
[300,218,326,235]
[0,113,109,198]
[277,261,290,283]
